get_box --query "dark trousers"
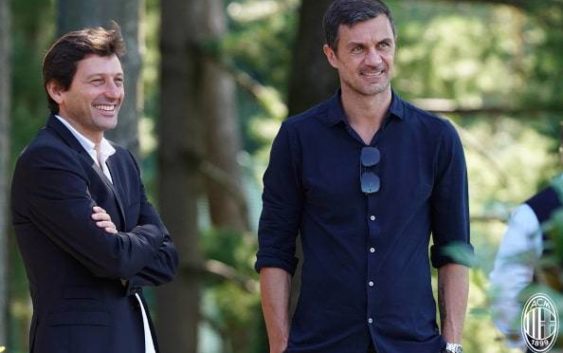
[367,343,377,353]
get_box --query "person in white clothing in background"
[490,174,563,351]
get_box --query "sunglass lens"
[361,172,380,194]
[361,147,380,167]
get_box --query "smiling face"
[323,15,395,98]
[47,54,124,143]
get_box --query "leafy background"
[2,0,563,352]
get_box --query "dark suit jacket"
[11,116,179,353]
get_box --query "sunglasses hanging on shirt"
[360,146,381,194]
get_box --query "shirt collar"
[55,115,116,163]
[321,89,406,127]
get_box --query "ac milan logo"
[521,293,559,353]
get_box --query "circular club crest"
[521,293,559,353]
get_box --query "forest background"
[0,0,562,352]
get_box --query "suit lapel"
[105,156,127,227]
[47,115,127,228]
[93,159,126,228]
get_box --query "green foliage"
[394,3,528,106]
[202,228,256,276]
[222,0,298,155]
[543,178,563,279]
[224,0,298,95]
[520,2,563,107]
[201,227,262,353]
[6,0,563,352]
[10,0,54,162]
[9,1,55,352]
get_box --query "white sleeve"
[489,203,542,350]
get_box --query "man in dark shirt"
[255,1,472,353]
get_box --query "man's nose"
[105,81,123,99]
[365,48,383,66]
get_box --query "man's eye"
[91,79,104,85]
[351,46,364,54]
[378,42,391,50]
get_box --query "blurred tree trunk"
[200,2,253,350]
[202,0,249,234]
[287,0,338,116]
[157,1,205,353]
[56,0,143,157]
[0,0,10,345]
[285,0,336,319]
[10,3,54,351]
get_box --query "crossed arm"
[14,144,178,285]
[91,204,178,288]
[91,206,118,234]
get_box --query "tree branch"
[470,214,508,223]
[414,98,563,117]
[431,0,529,10]
[181,259,258,294]
[199,160,251,218]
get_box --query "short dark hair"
[42,23,126,114]
[323,0,396,50]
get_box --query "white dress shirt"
[55,115,156,353]
[489,203,542,351]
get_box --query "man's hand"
[91,206,118,234]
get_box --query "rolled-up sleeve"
[255,122,303,275]
[429,121,473,268]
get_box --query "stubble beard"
[345,76,391,98]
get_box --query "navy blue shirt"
[256,91,472,353]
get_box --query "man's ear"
[46,81,65,105]
[323,44,339,69]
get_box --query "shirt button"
[368,318,373,324]
[368,281,374,287]
[369,247,375,253]
[369,215,376,221]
